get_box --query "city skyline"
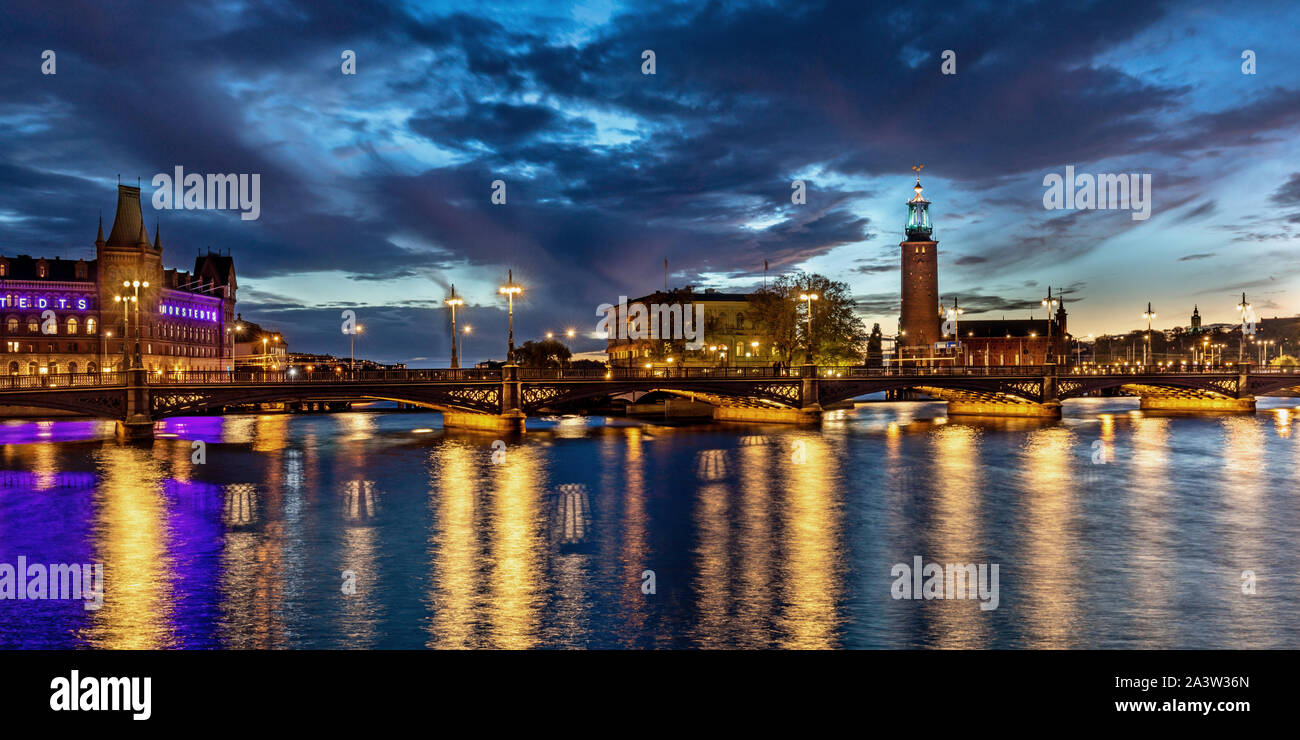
[2,0,1298,365]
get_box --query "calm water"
[1,398,1298,649]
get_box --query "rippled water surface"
[1,398,1298,649]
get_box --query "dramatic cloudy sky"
[2,0,1299,364]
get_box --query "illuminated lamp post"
[445,284,464,369]
[499,270,523,363]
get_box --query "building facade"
[0,184,237,375]
[231,314,288,369]
[604,288,778,368]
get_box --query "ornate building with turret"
[0,183,237,375]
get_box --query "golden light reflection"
[611,426,650,645]
[692,479,731,646]
[1273,407,1292,438]
[778,435,840,648]
[86,446,175,648]
[1219,416,1277,645]
[486,445,544,648]
[252,413,291,452]
[927,424,987,648]
[428,443,478,648]
[734,440,775,648]
[218,483,288,648]
[1127,416,1173,646]
[1018,427,1078,648]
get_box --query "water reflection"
[0,401,1297,648]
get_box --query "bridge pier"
[946,399,1062,418]
[712,406,821,424]
[1138,396,1255,413]
[711,364,822,425]
[440,364,528,432]
[441,409,526,432]
[116,367,155,441]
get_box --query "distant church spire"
[95,211,105,247]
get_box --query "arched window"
[86,318,97,334]
[87,362,98,374]
[26,361,36,375]
[47,363,58,374]
[7,361,16,375]
[66,317,78,334]
[68,362,77,374]
[26,317,38,333]
[5,317,16,333]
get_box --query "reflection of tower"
[223,483,258,526]
[696,449,729,481]
[900,177,939,361]
[552,483,591,547]
[343,479,379,522]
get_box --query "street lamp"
[1142,303,1156,366]
[945,297,965,364]
[499,270,523,363]
[799,291,818,364]
[1237,293,1248,364]
[350,324,363,371]
[445,284,464,369]
[1041,292,1059,363]
[120,279,149,369]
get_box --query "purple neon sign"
[161,304,219,322]
[1,294,93,311]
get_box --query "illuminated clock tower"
[899,177,940,362]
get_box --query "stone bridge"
[1,364,1297,438]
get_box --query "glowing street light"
[499,270,523,363]
[445,284,464,369]
[1142,302,1157,366]
[799,291,819,364]
[350,324,363,371]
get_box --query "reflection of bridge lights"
[412,428,433,433]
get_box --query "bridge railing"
[134,364,1280,386]
[148,368,506,384]
[0,372,124,389]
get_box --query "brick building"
[0,183,237,375]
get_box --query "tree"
[512,339,572,368]
[748,272,869,364]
